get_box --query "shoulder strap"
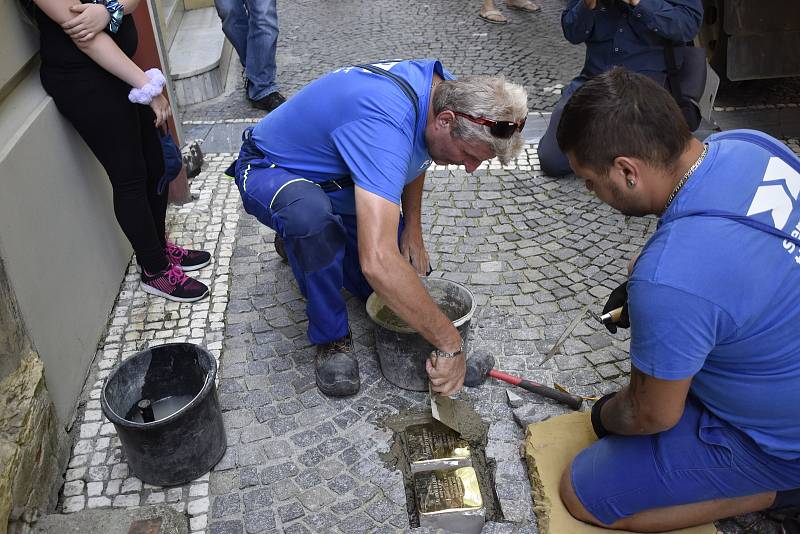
[661,135,800,246]
[661,209,800,247]
[354,63,420,127]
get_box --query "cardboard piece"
[523,412,720,534]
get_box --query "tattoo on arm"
[602,368,646,435]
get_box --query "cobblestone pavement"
[56,0,800,532]
[60,159,241,533]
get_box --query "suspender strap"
[662,209,800,247]
[354,63,421,127]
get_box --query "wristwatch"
[432,341,463,359]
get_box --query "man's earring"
[626,179,635,188]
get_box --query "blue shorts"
[572,397,800,525]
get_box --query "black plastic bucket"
[100,343,227,486]
[366,278,476,391]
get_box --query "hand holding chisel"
[597,281,630,333]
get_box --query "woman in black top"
[28,0,210,302]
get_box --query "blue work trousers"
[213,0,278,100]
[232,136,402,345]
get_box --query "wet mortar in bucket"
[367,278,476,391]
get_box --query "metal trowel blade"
[429,383,461,435]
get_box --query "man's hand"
[583,0,597,8]
[62,3,110,42]
[426,352,466,396]
[602,281,630,334]
[400,226,431,276]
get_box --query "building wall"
[0,0,132,425]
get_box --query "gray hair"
[432,76,528,165]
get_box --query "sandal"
[507,0,540,12]
[479,9,508,24]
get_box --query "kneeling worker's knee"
[559,461,602,525]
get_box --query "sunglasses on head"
[451,111,526,139]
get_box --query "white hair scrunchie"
[128,68,167,105]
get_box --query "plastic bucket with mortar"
[100,342,227,486]
[366,278,476,391]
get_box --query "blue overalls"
[229,127,405,345]
[229,63,426,345]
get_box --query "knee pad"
[271,182,347,272]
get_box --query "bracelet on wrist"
[90,0,124,33]
[432,340,464,359]
[105,0,124,33]
[128,68,166,105]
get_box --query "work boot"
[274,234,287,262]
[315,333,359,397]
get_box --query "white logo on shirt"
[334,61,402,75]
[746,157,800,263]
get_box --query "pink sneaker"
[141,264,208,302]
[166,241,211,272]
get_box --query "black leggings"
[40,66,169,273]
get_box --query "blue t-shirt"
[629,130,800,460]
[251,59,453,211]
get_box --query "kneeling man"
[556,67,800,532]
[228,59,527,397]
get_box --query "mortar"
[366,278,475,391]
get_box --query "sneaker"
[141,264,209,302]
[274,234,287,262]
[315,333,359,396]
[251,91,286,112]
[166,241,211,272]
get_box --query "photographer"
[538,0,703,177]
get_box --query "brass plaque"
[404,421,472,473]
[415,467,485,534]
[415,467,483,514]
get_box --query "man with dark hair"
[555,67,800,531]
[539,0,703,177]
[228,60,527,397]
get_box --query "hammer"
[464,350,583,410]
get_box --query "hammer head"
[464,349,496,387]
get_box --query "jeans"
[214,0,279,100]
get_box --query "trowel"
[429,352,465,434]
[430,383,463,435]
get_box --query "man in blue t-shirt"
[228,59,528,397]
[553,67,800,531]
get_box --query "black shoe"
[274,234,287,262]
[315,334,359,397]
[251,91,286,112]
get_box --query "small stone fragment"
[506,390,524,408]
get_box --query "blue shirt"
[629,130,800,460]
[251,59,453,211]
[562,0,703,80]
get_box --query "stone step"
[162,0,184,50]
[167,7,232,106]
